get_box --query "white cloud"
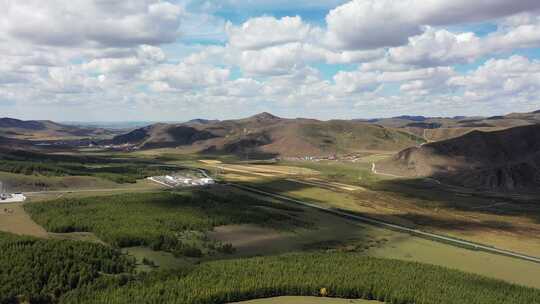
[324,0,540,50]
[1,0,540,121]
[449,55,540,102]
[143,62,230,91]
[239,43,306,76]
[388,28,481,66]
[325,0,419,50]
[334,66,455,93]
[2,0,183,48]
[82,45,166,78]
[226,16,312,50]
[388,16,540,67]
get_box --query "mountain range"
[111,112,423,157]
[0,117,115,140]
[1,110,540,191]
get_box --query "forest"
[0,232,133,304]
[25,189,306,257]
[60,252,540,304]
[0,150,178,183]
[3,230,538,304]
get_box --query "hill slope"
[0,117,114,140]
[378,124,540,191]
[111,113,424,157]
[370,110,540,142]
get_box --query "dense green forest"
[61,252,540,304]
[25,190,306,257]
[2,233,538,304]
[0,150,177,183]
[0,232,133,303]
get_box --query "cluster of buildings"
[165,175,215,186]
[279,153,367,162]
[148,174,215,188]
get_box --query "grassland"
[229,168,540,258]
[0,202,49,237]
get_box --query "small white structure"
[0,193,26,203]
[148,174,215,188]
[199,178,215,185]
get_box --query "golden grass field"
[209,156,540,259]
[213,186,540,289]
[0,202,48,238]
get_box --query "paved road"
[230,183,540,264]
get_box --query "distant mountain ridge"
[0,117,115,140]
[378,124,540,191]
[368,109,540,142]
[110,112,424,157]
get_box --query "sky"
[1,0,540,121]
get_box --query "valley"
[1,110,540,303]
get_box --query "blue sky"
[1,0,540,121]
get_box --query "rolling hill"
[0,117,115,140]
[377,124,540,191]
[111,112,424,157]
[370,110,540,142]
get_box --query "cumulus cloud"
[388,19,540,67]
[82,45,166,79]
[449,55,540,101]
[1,0,183,48]
[325,0,540,50]
[143,62,230,91]
[334,67,455,93]
[226,16,312,50]
[1,0,540,120]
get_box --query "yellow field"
[202,161,319,177]
[214,186,540,289]
[0,203,48,237]
[247,178,540,258]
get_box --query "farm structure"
[0,181,26,203]
[148,174,215,188]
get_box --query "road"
[230,183,540,265]
[25,187,161,195]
